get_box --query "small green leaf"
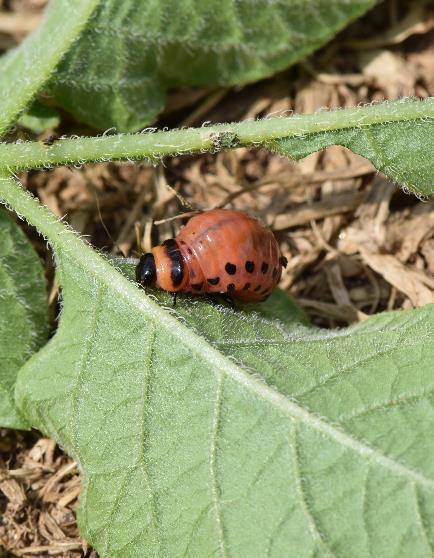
[47,0,375,131]
[271,99,434,196]
[2,175,434,557]
[18,101,60,134]
[0,207,48,429]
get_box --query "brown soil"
[1,0,433,555]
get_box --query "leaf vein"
[412,483,434,555]
[71,284,104,454]
[138,322,165,555]
[290,421,336,557]
[210,372,227,557]
[339,388,434,423]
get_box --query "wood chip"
[273,191,366,230]
[39,461,77,503]
[359,250,434,307]
[297,299,368,324]
[324,260,353,307]
[421,239,434,274]
[16,541,83,555]
[0,477,27,510]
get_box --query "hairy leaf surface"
[271,100,434,196]
[0,208,48,428]
[0,0,99,137]
[48,0,375,131]
[18,101,60,134]
[2,176,433,557]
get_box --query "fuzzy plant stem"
[0,97,432,172]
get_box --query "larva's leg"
[205,293,236,310]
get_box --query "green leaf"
[0,207,48,429]
[48,0,375,131]
[18,101,60,134]
[2,175,434,557]
[0,0,99,137]
[271,98,434,196]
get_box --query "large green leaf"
[48,0,375,131]
[0,208,48,429]
[2,175,434,557]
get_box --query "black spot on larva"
[243,283,251,291]
[225,262,237,275]
[254,285,261,292]
[245,261,255,273]
[207,277,220,285]
[179,240,186,245]
[187,248,193,255]
[227,283,236,293]
[163,239,184,287]
[272,268,278,279]
[280,256,288,268]
[261,262,269,274]
[191,282,203,291]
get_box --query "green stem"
[0,97,432,171]
[0,0,99,137]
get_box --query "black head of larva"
[136,253,157,286]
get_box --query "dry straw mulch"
[0,431,92,557]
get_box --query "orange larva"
[135,209,288,303]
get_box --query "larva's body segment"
[136,209,287,303]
